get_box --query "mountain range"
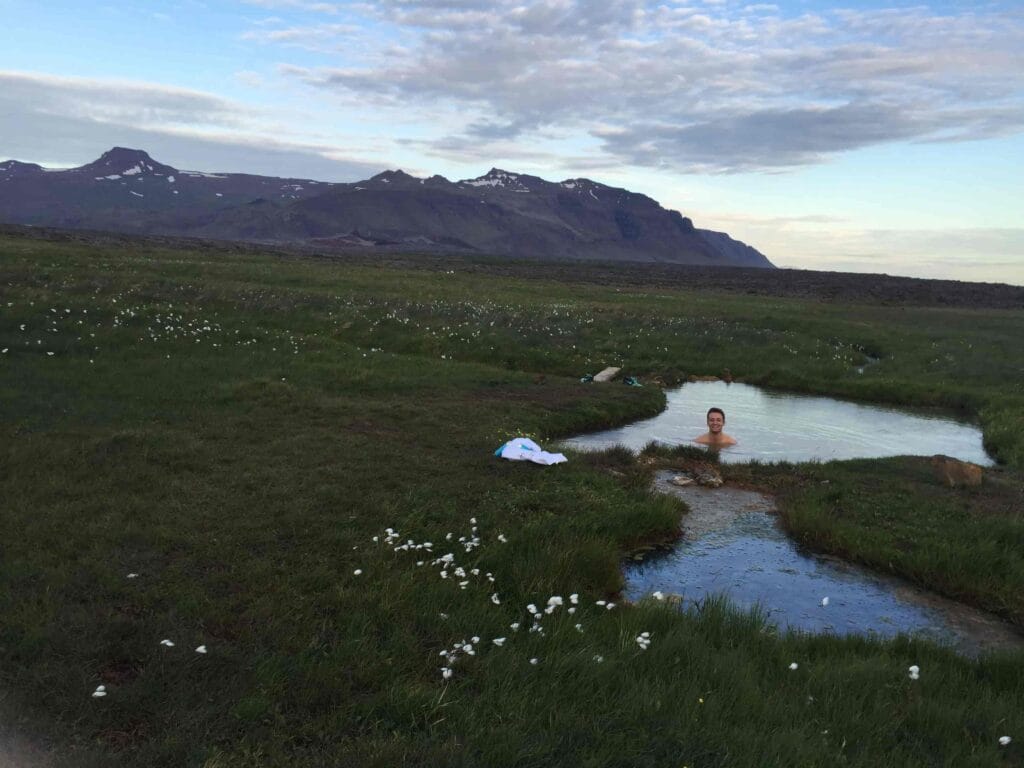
[0,147,772,268]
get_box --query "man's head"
[706,407,726,434]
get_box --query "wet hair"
[707,407,725,422]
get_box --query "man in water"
[695,407,737,447]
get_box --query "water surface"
[627,475,1022,656]
[563,381,992,465]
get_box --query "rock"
[931,455,983,487]
[593,366,621,383]
[670,474,695,487]
[696,469,723,488]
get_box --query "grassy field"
[1,233,1023,766]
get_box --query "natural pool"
[562,380,994,465]
[564,382,1018,655]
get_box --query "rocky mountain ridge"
[0,148,773,267]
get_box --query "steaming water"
[562,381,993,465]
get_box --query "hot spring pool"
[563,381,1017,654]
[561,380,993,465]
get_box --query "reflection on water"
[563,381,993,465]
[626,476,1023,656]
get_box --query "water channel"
[562,381,1019,656]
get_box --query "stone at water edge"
[671,474,695,487]
[696,469,723,488]
[931,455,983,487]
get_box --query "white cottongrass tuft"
[821,596,830,607]
[652,591,665,601]
[92,685,107,698]
[789,662,799,671]
[126,573,139,579]
[999,736,1012,746]
[636,631,651,650]
[491,593,501,605]
[510,622,520,631]
[493,637,506,646]
[593,655,604,663]
[529,658,539,665]
[159,639,175,647]
[441,667,453,679]
[195,645,207,654]
[353,569,363,576]
[908,665,920,681]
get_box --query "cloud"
[241,22,360,50]
[0,70,381,180]
[270,1,1024,173]
[242,0,342,13]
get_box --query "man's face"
[707,412,725,434]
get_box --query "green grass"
[1,234,1023,766]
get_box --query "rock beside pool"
[671,468,723,488]
[931,455,983,487]
[697,469,724,488]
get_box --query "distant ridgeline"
[0,147,772,267]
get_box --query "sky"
[2,0,1023,284]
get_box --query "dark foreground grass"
[1,234,1023,766]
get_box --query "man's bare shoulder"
[695,432,736,446]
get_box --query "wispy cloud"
[266,1,1024,173]
[0,70,381,179]
[241,22,360,50]
[242,0,342,13]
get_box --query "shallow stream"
[628,474,1021,656]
